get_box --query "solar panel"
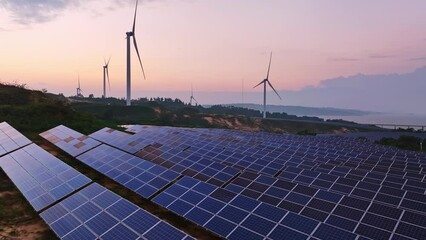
[77,144,180,198]
[40,183,193,240]
[90,127,158,154]
[89,127,131,149]
[0,143,91,211]
[224,170,426,239]
[135,145,241,187]
[153,176,358,239]
[0,121,31,156]
[40,125,101,156]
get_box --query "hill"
[0,83,113,136]
[0,82,383,136]
[224,103,375,116]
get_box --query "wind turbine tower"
[126,0,146,106]
[189,84,199,106]
[253,52,282,118]
[76,74,83,98]
[103,57,111,98]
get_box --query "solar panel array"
[0,121,31,156]
[0,143,91,211]
[38,124,426,239]
[76,144,180,198]
[41,183,193,240]
[40,125,101,156]
[115,125,426,240]
[0,123,195,240]
[154,176,361,240]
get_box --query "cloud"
[328,57,359,62]
[0,0,150,25]
[408,57,426,61]
[368,54,395,59]
[0,0,81,25]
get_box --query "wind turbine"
[253,52,282,118]
[126,0,146,106]
[76,74,83,98]
[103,57,111,98]
[189,84,199,106]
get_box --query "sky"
[1,0,426,112]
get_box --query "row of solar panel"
[41,183,193,240]
[0,122,32,156]
[40,125,101,157]
[0,144,91,211]
[76,144,181,198]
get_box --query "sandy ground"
[0,181,54,240]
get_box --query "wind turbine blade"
[253,80,265,88]
[132,0,139,33]
[193,97,199,105]
[266,52,272,80]
[104,58,107,66]
[267,80,282,100]
[191,83,193,96]
[133,35,146,80]
[107,56,111,66]
[106,67,111,92]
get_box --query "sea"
[320,114,426,129]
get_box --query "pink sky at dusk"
[1,0,426,100]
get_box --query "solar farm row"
[0,122,32,156]
[0,122,193,240]
[40,124,426,239]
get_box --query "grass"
[375,135,425,152]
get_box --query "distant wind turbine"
[253,52,282,118]
[189,84,199,106]
[126,0,146,106]
[76,74,83,98]
[242,78,244,104]
[103,57,111,98]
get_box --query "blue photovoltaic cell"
[154,176,316,239]
[40,125,101,157]
[0,144,91,211]
[76,144,180,198]
[0,122,32,156]
[228,226,264,240]
[40,183,193,240]
[269,225,308,240]
[90,126,242,187]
